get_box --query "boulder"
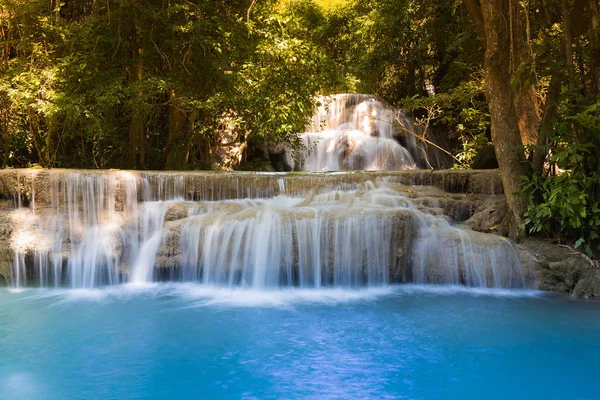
[466,195,509,236]
[516,238,600,299]
[164,203,191,222]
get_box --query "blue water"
[0,285,599,400]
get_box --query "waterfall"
[297,94,415,171]
[1,170,535,290]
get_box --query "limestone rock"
[466,195,509,236]
[573,273,600,299]
[0,209,13,280]
[164,203,191,222]
[516,238,600,299]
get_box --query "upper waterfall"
[297,94,424,171]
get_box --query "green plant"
[522,103,600,257]
[400,78,491,169]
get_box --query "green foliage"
[523,103,600,256]
[233,16,328,148]
[401,78,490,169]
[0,0,331,170]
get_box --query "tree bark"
[128,5,145,169]
[513,82,540,147]
[464,0,486,41]
[165,90,188,170]
[562,0,576,91]
[590,0,600,108]
[510,0,541,147]
[589,0,600,201]
[2,146,8,168]
[45,115,58,167]
[533,69,563,172]
[128,63,145,169]
[480,0,529,238]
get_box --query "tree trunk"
[2,146,8,168]
[510,0,541,147]
[128,70,145,169]
[0,127,8,169]
[533,69,563,172]
[590,0,600,109]
[27,107,50,167]
[185,110,197,165]
[464,0,486,41]
[52,0,61,24]
[45,115,58,167]
[128,6,145,169]
[589,0,600,201]
[513,83,540,147]
[198,136,211,170]
[480,0,529,238]
[165,91,188,170]
[562,0,576,91]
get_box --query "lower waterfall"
[1,170,534,289]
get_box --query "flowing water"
[296,94,453,171]
[299,94,419,171]
[5,171,531,290]
[0,285,599,400]
[1,93,596,399]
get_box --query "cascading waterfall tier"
[0,169,533,289]
[298,94,423,171]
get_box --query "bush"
[522,103,600,257]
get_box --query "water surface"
[1,285,598,400]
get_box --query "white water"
[4,284,543,309]
[130,201,174,283]
[299,94,418,171]
[6,172,534,290]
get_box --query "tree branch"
[463,0,486,45]
[393,114,468,169]
[247,0,257,23]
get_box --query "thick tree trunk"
[198,136,212,170]
[513,83,540,147]
[510,0,541,147]
[464,0,486,41]
[480,0,528,238]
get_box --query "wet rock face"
[0,168,505,208]
[517,238,600,299]
[0,210,13,280]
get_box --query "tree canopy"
[1,0,599,252]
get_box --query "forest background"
[1,0,599,253]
